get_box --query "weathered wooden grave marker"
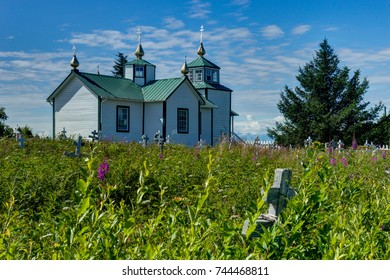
[242,168,295,238]
[17,134,26,148]
[64,135,84,157]
[60,127,67,139]
[89,130,99,142]
[154,131,165,154]
[142,134,149,148]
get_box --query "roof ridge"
[79,71,131,80]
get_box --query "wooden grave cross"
[60,127,67,139]
[242,168,295,238]
[142,134,149,147]
[64,135,84,157]
[17,134,26,148]
[89,130,99,142]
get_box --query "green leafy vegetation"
[267,39,389,146]
[0,138,389,259]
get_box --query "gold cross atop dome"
[137,26,142,44]
[197,25,206,57]
[135,26,144,59]
[70,45,80,69]
[200,25,204,43]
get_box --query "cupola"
[124,27,156,86]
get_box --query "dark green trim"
[211,108,214,146]
[198,102,201,141]
[116,105,130,132]
[229,92,232,134]
[98,97,102,131]
[142,102,145,135]
[163,101,167,139]
[52,99,55,139]
[177,108,189,134]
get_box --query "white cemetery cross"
[142,134,149,147]
[89,130,99,142]
[154,131,160,144]
[305,136,312,147]
[242,168,295,238]
[60,127,67,139]
[337,140,343,153]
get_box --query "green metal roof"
[142,78,185,101]
[230,110,239,116]
[201,98,218,109]
[48,71,219,107]
[191,81,232,92]
[187,57,220,69]
[75,72,144,101]
[126,58,155,66]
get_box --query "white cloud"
[231,0,250,6]
[188,0,211,19]
[324,26,339,32]
[164,17,185,29]
[70,30,129,49]
[260,25,284,40]
[291,24,311,35]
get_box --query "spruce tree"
[112,52,128,78]
[267,39,383,146]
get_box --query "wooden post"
[242,168,295,238]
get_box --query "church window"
[205,69,219,83]
[206,69,212,82]
[177,108,189,133]
[195,69,203,82]
[117,106,130,132]
[212,70,219,83]
[135,66,144,77]
[189,69,193,81]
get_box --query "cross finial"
[72,45,77,55]
[200,25,204,43]
[137,26,142,44]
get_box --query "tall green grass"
[0,138,388,259]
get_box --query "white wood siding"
[55,77,98,138]
[124,65,133,80]
[207,89,231,143]
[144,102,163,139]
[100,100,143,142]
[166,82,199,146]
[146,65,155,84]
[200,108,212,145]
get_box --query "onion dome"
[197,42,206,57]
[135,44,144,59]
[181,60,189,76]
[70,46,79,69]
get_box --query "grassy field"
[0,138,389,259]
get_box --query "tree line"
[267,39,390,146]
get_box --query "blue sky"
[1,0,390,140]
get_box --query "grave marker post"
[242,168,295,238]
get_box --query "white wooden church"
[47,27,238,146]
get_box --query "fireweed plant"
[0,138,388,259]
